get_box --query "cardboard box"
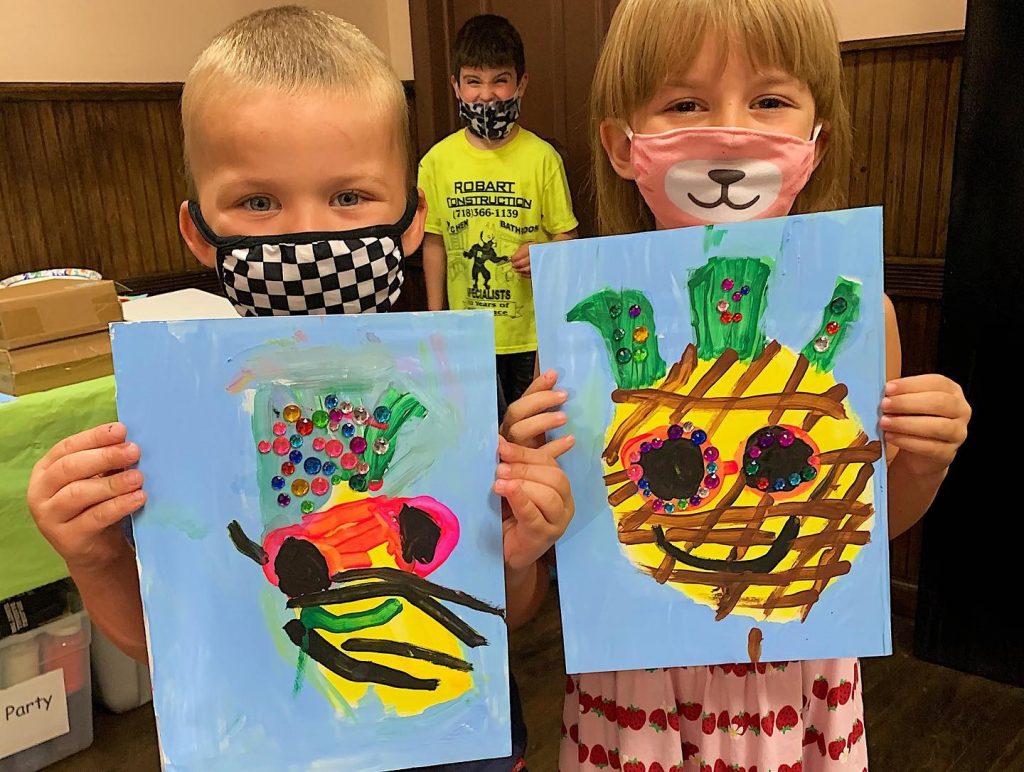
[0,280,123,350]
[0,332,113,397]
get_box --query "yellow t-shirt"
[418,128,578,354]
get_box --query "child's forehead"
[458,64,517,80]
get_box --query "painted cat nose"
[708,169,746,186]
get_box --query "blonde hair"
[181,5,410,195]
[591,0,851,235]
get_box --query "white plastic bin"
[0,611,93,771]
[90,623,151,713]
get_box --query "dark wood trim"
[883,257,946,300]
[0,82,183,102]
[841,30,964,53]
[122,269,222,297]
[891,578,918,619]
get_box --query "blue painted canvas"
[533,208,891,673]
[111,312,509,771]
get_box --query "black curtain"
[913,0,1024,686]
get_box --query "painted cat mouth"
[687,191,760,210]
[652,515,800,574]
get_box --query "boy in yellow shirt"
[419,14,578,405]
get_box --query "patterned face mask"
[188,193,417,317]
[458,92,522,141]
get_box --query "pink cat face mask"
[625,124,822,228]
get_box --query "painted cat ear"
[686,256,772,362]
[801,278,861,372]
[567,288,666,389]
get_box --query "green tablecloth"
[0,376,117,599]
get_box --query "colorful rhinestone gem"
[691,429,707,444]
[257,440,272,454]
[312,410,329,429]
[778,430,794,448]
[325,439,343,458]
[277,493,291,507]
[324,394,339,410]
[282,404,301,423]
[826,321,840,336]
[717,300,730,313]
[612,328,626,341]
[340,453,357,470]
[339,400,353,414]
[296,418,314,436]
[291,479,309,497]
[633,326,649,343]
[616,347,632,364]
[628,304,642,318]
[356,461,370,475]
[349,475,368,492]
[369,480,384,492]
[270,476,285,490]
[703,447,720,462]
[634,348,648,362]
[667,425,684,440]
[627,465,644,482]
[722,278,735,291]
[304,457,321,475]
[281,461,295,476]
[373,406,392,423]
[272,437,290,455]
[353,407,369,425]
[740,285,750,296]
[704,474,720,489]
[814,336,831,352]
[289,449,303,464]
[350,437,368,454]
[311,477,330,496]
[608,304,622,318]
[290,434,303,448]
[322,461,337,476]
[341,423,356,438]
[272,422,287,436]
[732,291,743,302]
[830,297,848,315]
[373,437,390,455]
[301,500,315,514]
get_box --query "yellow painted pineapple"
[569,256,882,624]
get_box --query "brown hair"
[591,0,851,235]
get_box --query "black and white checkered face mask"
[188,194,417,317]
[458,94,522,141]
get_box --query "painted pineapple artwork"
[110,313,510,771]
[534,208,891,673]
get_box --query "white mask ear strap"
[623,124,635,141]
[811,123,823,141]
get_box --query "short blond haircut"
[592,0,851,236]
[181,5,410,196]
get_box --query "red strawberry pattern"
[828,736,847,760]
[609,748,621,770]
[837,680,852,706]
[812,676,829,700]
[776,705,798,734]
[560,660,865,770]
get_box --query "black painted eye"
[638,440,704,502]
[398,505,441,565]
[274,537,330,597]
[743,426,819,493]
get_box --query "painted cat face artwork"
[534,209,891,673]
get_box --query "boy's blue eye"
[244,196,274,212]
[333,191,361,207]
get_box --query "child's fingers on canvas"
[506,387,567,422]
[497,461,565,491]
[881,391,967,419]
[880,415,967,444]
[39,442,141,500]
[540,434,575,459]
[515,479,569,528]
[36,423,127,472]
[518,369,559,399]
[884,432,958,461]
[47,469,145,524]
[503,413,566,446]
[885,373,965,397]
[498,438,560,468]
[75,490,146,536]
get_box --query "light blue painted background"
[533,208,891,674]
[111,312,509,772]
